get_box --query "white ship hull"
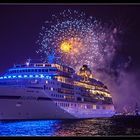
[0,86,115,120]
[0,99,115,120]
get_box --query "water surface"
[0,118,140,136]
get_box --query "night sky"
[0,4,140,73]
[0,4,140,111]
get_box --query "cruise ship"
[0,56,115,120]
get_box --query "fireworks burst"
[37,9,121,71]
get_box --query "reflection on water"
[0,118,140,136]
[0,120,61,136]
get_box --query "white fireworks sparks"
[37,9,121,71]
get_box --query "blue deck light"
[29,75,33,78]
[40,74,44,78]
[24,75,27,78]
[35,75,39,78]
[0,73,52,80]
[46,75,51,80]
[18,75,22,78]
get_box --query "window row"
[44,86,74,95]
[51,94,64,98]
[55,102,99,109]
[9,68,57,73]
[56,102,70,107]
[0,75,51,79]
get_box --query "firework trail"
[37,9,122,72]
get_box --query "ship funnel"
[78,65,93,81]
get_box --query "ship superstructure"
[0,59,115,119]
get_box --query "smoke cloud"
[95,65,140,113]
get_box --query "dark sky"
[0,4,140,73]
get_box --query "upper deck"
[0,61,106,89]
[0,61,75,80]
[12,62,75,74]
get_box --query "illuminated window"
[51,87,53,91]
[18,75,22,78]
[35,75,39,78]
[24,75,27,78]
[93,105,96,109]
[40,74,44,78]
[29,75,33,78]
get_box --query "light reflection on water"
[0,120,61,136]
[0,118,140,136]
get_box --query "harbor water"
[0,117,140,136]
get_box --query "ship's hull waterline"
[0,97,115,120]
